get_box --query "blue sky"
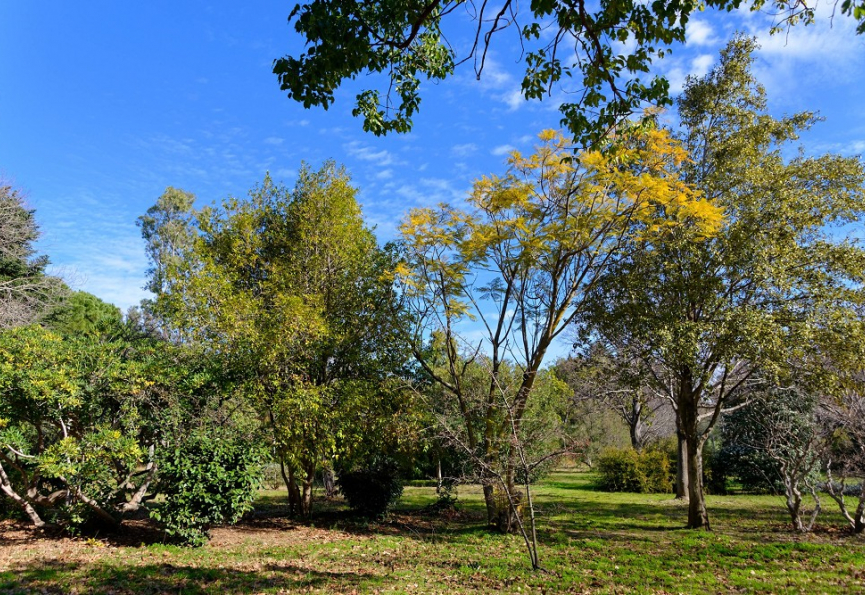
[1,1,863,339]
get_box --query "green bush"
[596,447,672,494]
[337,457,403,518]
[150,429,264,546]
[641,450,673,493]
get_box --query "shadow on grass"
[0,559,376,595]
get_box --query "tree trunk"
[629,398,644,451]
[483,483,497,527]
[322,465,336,499]
[498,460,520,533]
[684,432,710,529]
[281,459,302,517]
[785,478,804,532]
[436,456,443,494]
[301,460,316,516]
[679,380,709,529]
[675,429,689,500]
[855,483,865,534]
[0,463,48,528]
[855,505,865,534]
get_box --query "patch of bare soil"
[0,513,371,572]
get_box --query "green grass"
[1,469,863,594]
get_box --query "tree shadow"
[0,558,377,595]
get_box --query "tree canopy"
[588,36,865,529]
[140,165,415,516]
[0,182,65,329]
[398,125,721,540]
[274,0,865,145]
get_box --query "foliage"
[139,164,415,516]
[716,398,795,494]
[555,342,675,452]
[588,36,865,529]
[596,447,672,494]
[337,456,404,519]
[151,428,265,546]
[0,181,65,329]
[0,325,160,529]
[274,0,865,146]
[400,125,719,536]
[43,291,123,338]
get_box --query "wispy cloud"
[451,143,478,157]
[343,141,397,167]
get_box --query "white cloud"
[690,54,715,78]
[686,20,717,47]
[491,144,516,156]
[263,136,283,145]
[502,88,525,111]
[451,143,478,157]
[375,169,393,180]
[343,141,396,166]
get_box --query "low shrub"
[150,429,264,546]
[596,447,672,494]
[337,457,403,518]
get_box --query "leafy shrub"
[597,448,644,492]
[337,457,403,518]
[150,429,264,546]
[641,449,673,493]
[596,447,672,493]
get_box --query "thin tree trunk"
[301,460,316,516]
[0,463,48,528]
[629,398,643,451]
[482,483,497,527]
[676,429,689,500]
[322,465,336,499]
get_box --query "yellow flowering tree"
[398,125,721,547]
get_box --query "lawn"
[1,470,862,594]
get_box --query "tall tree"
[398,127,721,537]
[590,36,865,529]
[274,0,865,145]
[140,165,413,516]
[0,182,64,329]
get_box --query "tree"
[136,186,197,341]
[140,165,414,516]
[822,387,865,534]
[724,389,824,532]
[0,325,161,529]
[397,126,720,549]
[589,36,865,529]
[43,291,123,338]
[0,181,64,329]
[274,0,865,145]
[555,341,674,452]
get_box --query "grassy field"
[1,469,863,594]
